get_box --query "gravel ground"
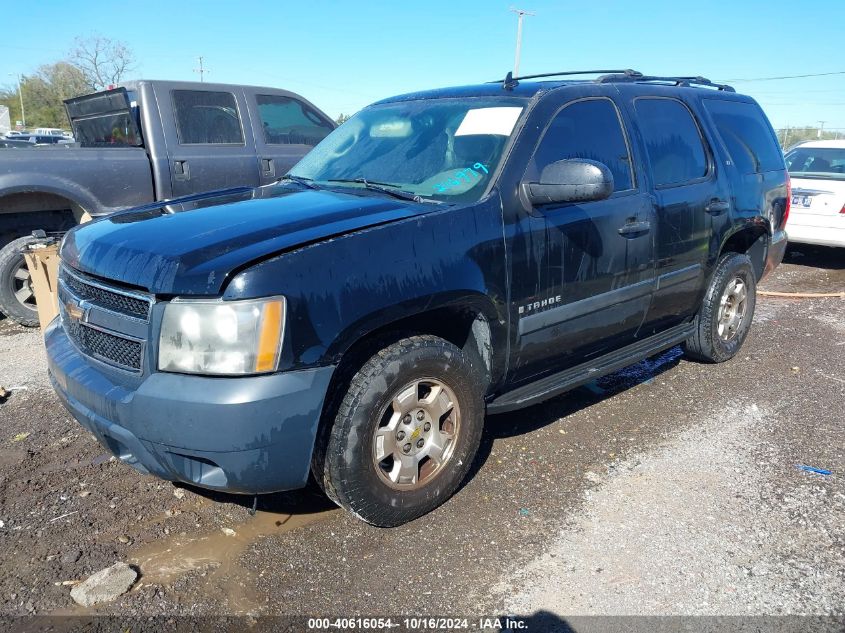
[0,244,842,621]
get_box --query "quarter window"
[703,99,784,174]
[256,94,334,146]
[636,98,708,187]
[172,90,244,145]
[533,99,634,192]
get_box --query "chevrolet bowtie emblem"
[64,298,85,321]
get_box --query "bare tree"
[69,35,136,91]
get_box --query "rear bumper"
[761,229,788,280]
[786,223,845,248]
[46,318,335,494]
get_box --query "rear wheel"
[314,335,484,526]
[683,252,756,363]
[0,236,40,327]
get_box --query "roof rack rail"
[493,69,642,90]
[493,69,734,92]
[596,73,735,92]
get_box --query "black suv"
[46,70,789,526]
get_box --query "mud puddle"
[130,506,338,613]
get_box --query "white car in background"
[784,140,845,248]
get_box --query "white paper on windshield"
[455,107,522,137]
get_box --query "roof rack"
[494,69,641,90]
[596,72,735,92]
[495,68,734,92]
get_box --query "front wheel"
[314,335,485,527]
[0,236,40,327]
[683,252,757,363]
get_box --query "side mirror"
[523,159,614,206]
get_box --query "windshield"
[290,98,525,203]
[785,147,845,180]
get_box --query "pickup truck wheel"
[683,252,756,363]
[0,236,40,327]
[316,335,484,527]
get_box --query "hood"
[61,185,433,295]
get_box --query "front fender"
[226,196,509,375]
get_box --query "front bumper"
[45,318,335,494]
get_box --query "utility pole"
[509,7,535,78]
[817,120,826,139]
[7,73,25,128]
[193,56,209,83]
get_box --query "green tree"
[335,113,351,125]
[0,63,89,129]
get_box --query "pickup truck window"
[532,98,634,192]
[635,98,708,187]
[290,98,526,203]
[172,90,245,145]
[73,112,141,147]
[703,99,784,174]
[257,94,333,146]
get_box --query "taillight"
[782,177,791,228]
[840,202,845,214]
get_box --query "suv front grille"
[58,265,153,373]
[60,267,151,320]
[65,319,144,370]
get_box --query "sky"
[2,0,844,131]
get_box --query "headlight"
[158,297,285,375]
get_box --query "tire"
[0,236,40,327]
[313,335,485,527]
[683,252,756,363]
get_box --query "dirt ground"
[0,244,842,621]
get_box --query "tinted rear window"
[703,99,784,174]
[635,98,708,187]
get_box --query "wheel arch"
[718,223,769,280]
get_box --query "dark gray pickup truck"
[0,79,335,325]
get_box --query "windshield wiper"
[325,178,423,202]
[279,174,319,189]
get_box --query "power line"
[721,71,845,82]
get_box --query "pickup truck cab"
[46,70,788,526]
[0,79,335,325]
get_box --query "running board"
[488,322,695,414]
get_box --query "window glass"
[532,99,633,191]
[784,147,845,180]
[71,113,141,147]
[257,94,334,146]
[635,98,708,186]
[172,90,244,145]
[703,99,783,174]
[290,98,525,203]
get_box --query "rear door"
[245,90,336,185]
[630,96,724,335]
[160,86,261,197]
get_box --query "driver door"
[510,96,656,383]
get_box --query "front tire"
[314,335,484,527]
[683,252,757,363]
[0,236,40,327]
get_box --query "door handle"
[173,160,190,181]
[705,198,730,214]
[261,158,275,177]
[618,220,651,236]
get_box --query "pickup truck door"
[243,89,336,185]
[157,86,261,197]
[508,95,656,384]
[623,96,726,336]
